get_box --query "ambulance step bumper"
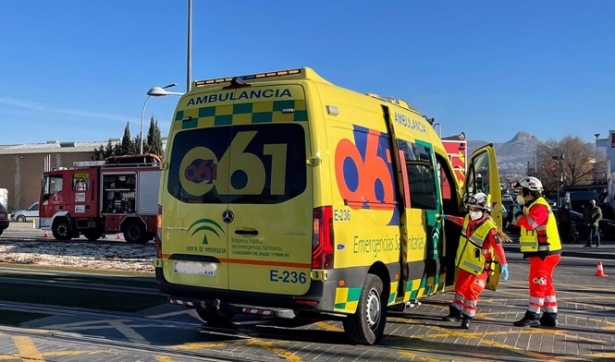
[170,298,297,319]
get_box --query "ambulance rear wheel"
[342,274,387,345]
[123,220,147,244]
[52,219,72,241]
[196,309,234,326]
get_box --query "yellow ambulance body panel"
[154,68,502,345]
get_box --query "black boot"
[513,311,540,327]
[540,312,558,327]
[442,305,462,322]
[460,315,471,329]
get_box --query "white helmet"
[463,192,488,210]
[514,176,543,192]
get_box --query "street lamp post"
[552,154,565,205]
[187,0,192,93]
[140,83,183,155]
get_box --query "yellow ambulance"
[154,68,502,345]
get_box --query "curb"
[503,246,615,260]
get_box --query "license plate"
[173,261,217,276]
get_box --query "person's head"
[590,199,596,207]
[463,192,488,220]
[514,176,543,205]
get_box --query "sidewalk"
[503,238,615,259]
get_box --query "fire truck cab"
[38,154,161,244]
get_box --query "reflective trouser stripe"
[463,299,478,318]
[544,295,557,313]
[528,296,544,313]
[452,293,464,311]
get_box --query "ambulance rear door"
[465,144,503,291]
[223,83,313,296]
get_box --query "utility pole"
[187,0,193,92]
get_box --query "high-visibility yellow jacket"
[456,216,495,275]
[518,197,561,255]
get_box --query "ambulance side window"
[397,140,437,210]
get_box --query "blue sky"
[1,1,614,145]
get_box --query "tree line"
[521,135,606,191]
[92,117,164,160]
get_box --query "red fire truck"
[37,154,161,244]
[441,133,467,199]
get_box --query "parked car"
[11,202,39,222]
[0,202,9,236]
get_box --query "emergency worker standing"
[511,176,561,327]
[439,192,509,329]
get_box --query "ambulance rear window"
[167,124,307,204]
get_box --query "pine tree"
[120,122,133,155]
[91,145,106,160]
[91,139,118,160]
[146,117,163,156]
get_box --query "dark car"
[0,202,9,236]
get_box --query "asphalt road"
[0,252,613,361]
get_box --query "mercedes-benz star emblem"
[222,210,234,223]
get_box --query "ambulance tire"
[196,309,234,326]
[123,220,147,244]
[52,219,72,241]
[343,273,387,345]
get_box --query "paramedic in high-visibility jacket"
[512,176,562,328]
[439,192,509,329]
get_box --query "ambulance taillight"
[156,204,162,258]
[312,206,334,269]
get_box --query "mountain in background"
[467,131,542,162]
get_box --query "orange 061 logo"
[334,126,396,210]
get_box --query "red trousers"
[451,268,489,318]
[527,254,560,314]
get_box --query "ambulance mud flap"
[170,298,297,319]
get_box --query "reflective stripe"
[468,235,483,246]
[451,302,463,311]
[464,300,478,307]
[482,249,490,255]
[463,260,483,274]
[545,296,557,303]
[528,304,541,313]
[544,306,558,313]
[520,241,535,247]
[536,225,547,231]
[529,297,544,305]
[537,244,549,251]
[526,215,539,229]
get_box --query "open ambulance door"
[465,144,503,291]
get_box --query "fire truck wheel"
[52,219,73,241]
[83,229,104,241]
[123,220,147,244]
